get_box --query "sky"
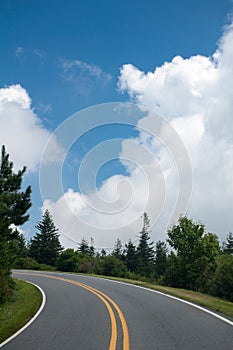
[1,0,233,250]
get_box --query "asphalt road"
[2,271,233,350]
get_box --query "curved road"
[2,270,233,349]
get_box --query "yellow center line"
[76,280,130,350]
[15,272,130,350]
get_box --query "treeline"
[15,211,233,302]
[1,145,233,305]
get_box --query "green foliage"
[154,241,168,278]
[57,249,78,272]
[124,239,137,272]
[137,212,154,277]
[78,238,90,255]
[222,232,233,255]
[163,252,181,287]
[100,255,128,278]
[78,237,95,257]
[29,209,63,266]
[14,257,40,270]
[211,254,233,301]
[113,238,123,258]
[0,145,31,304]
[167,216,220,290]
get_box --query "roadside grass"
[87,274,233,320]
[0,279,42,344]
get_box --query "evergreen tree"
[154,241,168,278]
[100,248,107,258]
[124,239,137,272]
[78,237,90,255]
[0,145,31,303]
[113,238,123,258]
[222,232,233,255]
[10,229,28,260]
[29,209,62,266]
[89,237,95,257]
[136,212,154,277]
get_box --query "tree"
[211,254,233,301]
[100,248,107,258]
[100,255,128,278]
[78,237,90,255]
[222,232,233,255]
[57,249,78,272]
[124,239,137,272]
[0,145,31,303]
[10,229,28,261]
[136,212,154,277]
[89,237,95,257]
[113,238,123,259]
[167,216,220,290]
[29,209,62,266]
[78,237,95,257]
[154,241,168,278]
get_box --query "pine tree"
[222,232,233,255]
[136,212,154,277]
[30,209,62,266]
[124,239,137,272]
[113,238,123,258]
[0,145,31,303]
[154,241,168,277]
[100,248,107,258]
[78,237,90,255]
[89,237,95,257]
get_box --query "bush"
[14,257,40,270]
[100,255,128,278]
[57,249,79,272]
[38,264,56,271]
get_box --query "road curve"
[3,270,233,350]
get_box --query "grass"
[0,279,42,344]
[85,274,233,320]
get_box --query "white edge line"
[76,274,233,327]
[0,280,46,348]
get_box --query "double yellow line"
[16,272,130,350]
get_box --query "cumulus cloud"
[0,84,64,172]
[42,22,233,248]
[118,23,233,239]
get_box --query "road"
[2,270,233,349]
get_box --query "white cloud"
[41,22,233,248]
[118,22,233,239]
[60,58,112,98]
[15,47,46,59]
[61,59,112,82]
[0,84,64,172]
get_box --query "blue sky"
[1,0,233,248]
